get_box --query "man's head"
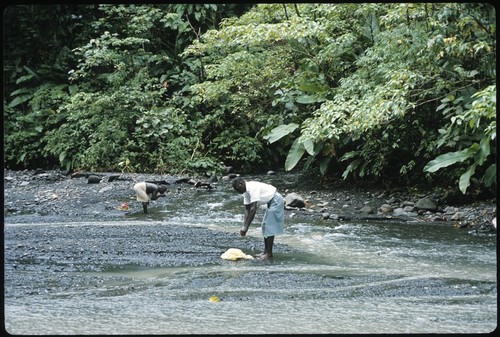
[231,177,246,194]
[158,185,168,193]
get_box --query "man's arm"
[145,183,165,200]
[240,202,257,236]
[150,187,166,200]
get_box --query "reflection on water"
[4,175,497,334]
[6,293,497,334]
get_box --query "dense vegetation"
[3,4,496,194]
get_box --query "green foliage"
[285,138,306,172]
[264,123,299,144]
[3,3,496,195]
[209,130,264,171]
[4,82,71,168]
[286,3,495,192]
[424,85,496,193]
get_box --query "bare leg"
[259,236,274,260]
[142,202,148,214]
[258,237,268,257]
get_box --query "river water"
[4,177,497,334]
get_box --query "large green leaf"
[298,82,325,93]
[476,136,490,165]
[342,159,361,179]
[319,157,331,175]
[459,164,475,194]
[483,164,496,187]
[296,95,316,104]
[424,144,479,173]
[303,138,314,155]
[285,138,305,171]
[263,123,299,144]
[8,94,32,108]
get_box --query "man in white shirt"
[231,177,285,260]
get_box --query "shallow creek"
[4,177,497,334]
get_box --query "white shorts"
[134,182,149,203]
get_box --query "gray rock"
[393,208,406,216]
[360,205,374,214]
[415,197,438,211]
[451,212,464,220]
[392,208,417,217]
[285,192,305,208]
[87,175,101,184]
[379,204,394,213]
[403,205,414,212]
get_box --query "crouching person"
[133,182,167,214]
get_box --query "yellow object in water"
[209,295,220,302]
[220,248,254,261]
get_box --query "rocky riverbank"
[3,169,496,233]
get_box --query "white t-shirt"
[242,181,277,205]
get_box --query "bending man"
[231,177,284,260]
[133,182,167,214]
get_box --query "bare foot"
[258,253,272,260]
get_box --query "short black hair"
[231,176,245,188]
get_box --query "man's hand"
[239,228,247,237]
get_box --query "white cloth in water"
[220,248,254,260]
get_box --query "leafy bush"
[424,85,496,193]
[3,3,495,195]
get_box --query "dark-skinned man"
[231,177,285,260]
[133,182,167,214]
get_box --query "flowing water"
[4,176,497,334]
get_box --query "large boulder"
[285,192,306,208]
[414,197,438,211]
